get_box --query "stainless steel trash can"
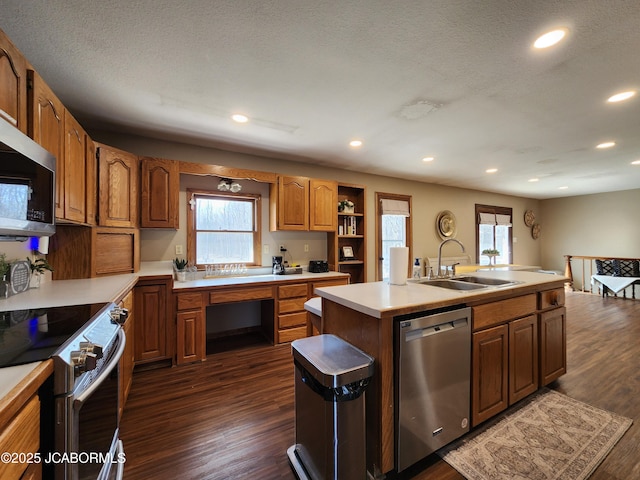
[287,334,374,480]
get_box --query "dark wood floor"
[120,292,640,479]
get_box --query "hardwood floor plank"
[120,292,640,479]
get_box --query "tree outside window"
[187,190,261,267]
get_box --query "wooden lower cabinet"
[134,279,170,364]
[509,315,538,404]
[0,395,39,480]
[472,324,508,426]
[176,292,205,365]
[276,283,308,343]
[118,290,135,420]
[539,306,567,385]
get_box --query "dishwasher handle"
[404,318,468,342]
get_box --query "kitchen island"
[314,270,567,478]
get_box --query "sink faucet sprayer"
[437,238,465,278]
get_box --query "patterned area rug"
[438,389,632,480]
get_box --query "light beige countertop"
[173,270,348,290]
[315,270,568,318]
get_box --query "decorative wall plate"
[436,210,457,239]
[524,209,535,227]
[531,223,541,239]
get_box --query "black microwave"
[0,121,56,240]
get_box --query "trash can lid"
[292,334,374,388]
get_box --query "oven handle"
[73,328,125,406]
[115,439,125,480]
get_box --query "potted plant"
[173,258,188,282]
[338,199,355,214]
[27,256,54,288]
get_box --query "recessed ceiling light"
[528,178,539,182]
[486,168,498,174]
[231,114,249,123]
[533,28,568,49]
[596,141,616,149]
[558,186,569,190]
[631,160,640,165]
[349,140,363,148]
[607,91,637,103]
[422,156,434,162]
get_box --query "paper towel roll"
[389,247,409,285]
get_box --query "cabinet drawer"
[278,283,308,299]
[277,325,308,343]
[278,296,307,314]
[538,288,565,310]
[278,311,308,329]
[472,294,536,331]
[309,278,349,297]
[0,395,39,480]
[209,286,273,304]
[176,293,204,311]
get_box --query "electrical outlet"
[280,245,286,252]
[304,244,309,252]
[175,245,183,255]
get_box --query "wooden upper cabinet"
[62,111,87,223]
[271,175,309,231]
[96,143,139,228]
[0,28,28,133]
[85,138,97,225]
[309,179,337,231]
[27,70,65,218]
[140,157,179,229]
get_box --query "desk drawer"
[278,283,308,299]
[277,325,307,343]
[209,286,273,304]
[278,296,307,314]
[278,311,308,329]
[176,293,204,311]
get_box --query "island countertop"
[315,270,567,318]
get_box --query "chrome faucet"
[437,238,465,278]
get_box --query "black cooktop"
[0,303,109,368]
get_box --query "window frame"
[375,192,413,281]
[475,204,513,264]
[186,188,262,268]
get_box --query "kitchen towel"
[389,247,409,285]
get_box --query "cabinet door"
[273,175,309,230]
[176,309,205,365]
[539,306,567,385]
[96,143,139,227]
[134,283,167,363]
[62,111,87,223]
[509,315,538,404]
[309,179,337,231]
[472,324,508,426]
[28,70,65,218]
[0,29,28,133]
[140,157,179,228]
[85,138,97,225]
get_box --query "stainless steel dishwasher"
[395,306,471,472]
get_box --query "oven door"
[56,329,126,480]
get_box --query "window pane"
[381,215,406,280]
[479,224,494,265]
[195,197,253,231]
[495,225,510,264]
[196,232,254,264]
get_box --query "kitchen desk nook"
[314,270,567,478]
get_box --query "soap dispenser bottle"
[412,258,422,279]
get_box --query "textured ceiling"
[2,0,639,199]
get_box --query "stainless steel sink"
[453,276,522,287]
[413,279,488,290]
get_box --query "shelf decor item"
[338,199,355,214]
[27,256,54,289]
[341,246,355,260]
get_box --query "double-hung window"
[187,189,261,267]
[475,204,513,265]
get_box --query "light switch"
[175,245,183,255]
[304,244,309,252]
[263,244,270,254]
